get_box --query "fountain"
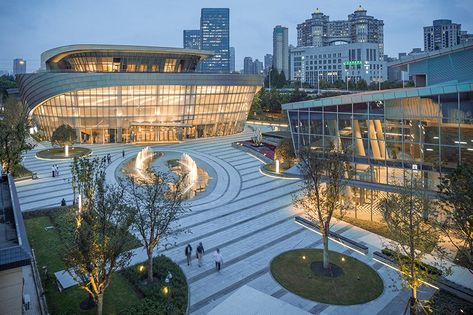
[179,153,198,193]
[135,146,154,180]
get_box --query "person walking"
[55,164,59,177]
[185,244,193,266]
[122,150,125,158]
[213,248,223,272]
[196,242,205,267]
[52,165,55,177]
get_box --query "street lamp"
[163,271,173,315]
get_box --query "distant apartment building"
[253,59,263,75]
[230,47,235,72]
[289,42,386,85]
[297,6,384,60]
[273,25,289,78]
[460,31,473,45]
[13,58,26,76]
[243,57,264,75]
[199,8,230,73]
[183,30,201,50]
[424,19,462,51]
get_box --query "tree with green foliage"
[64,157,135,315]
[0,96,33,174]
[123,171,189,282]
[355,79,368,91]
[288,88,311,103]
[379,173,445,315]
[51,124,76,150]
[438,164,473,275]
[295,146,351,270]
[249,89,264,117]
[265,67,287,89]
[274,138,296,167]
[0,75,17,101]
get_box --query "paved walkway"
[16,128,471,314]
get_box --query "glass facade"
[47,52,201,73]
[200,8,230,73]
[288,91,473,191]
[32,85,259,143]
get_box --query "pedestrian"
[213,248,223,272]
[196,242,205,267]
[55,164,59,177]
[52,165,55,177]
[122,150,125,158]
[107,154,111,164]
[61,198,66,207]
[185,244,193,266]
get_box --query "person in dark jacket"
[196,242,205,267]
[185,244,193,266]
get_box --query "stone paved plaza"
[17,127,454,314]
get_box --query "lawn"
[36,147,91,159]
[334,215,393,240]
[271,249,384,305]
[13,164,33,179]
[25,215,141,314]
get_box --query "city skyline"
[0,0,472,72]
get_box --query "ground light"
[275,159,280,174]
[65,145,69,157]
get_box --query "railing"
[30,248,49,315]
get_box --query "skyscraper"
[13,58,26,76]
[264,54,273,72]
[297,6,384,60]
[253,59,263,75]
[200,8,230,73]
[273,25,289,78]
[183,30,201,50]
[424,20,461,51]
[243,57,253,74]
[230,47,235,73]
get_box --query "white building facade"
[289,42,386,86]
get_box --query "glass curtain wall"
[33,85,258,143]
[288,91,473,190]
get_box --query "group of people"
[185,243,224,272]
[51,164,60,177]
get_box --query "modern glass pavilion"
[283,81,473,193]
[17,45,262,143]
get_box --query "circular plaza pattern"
[270,249,384,305]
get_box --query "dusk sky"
[1,0,472,73]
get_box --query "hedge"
[381,248,442,276]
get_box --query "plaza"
[14,126,473,314]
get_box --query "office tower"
[297,6,384,59]
[230,47,235,72]
[183,30,201,50]
[424,20,462,51]
[200,8,230,73]
[273,25,289,78]
[264,54,273,71]
[13,58,26,76]
[243,57,253,74]
[253,59,263,75]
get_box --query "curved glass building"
[17,45,263,143]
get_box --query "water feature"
[179,153,198,193]
[135,146,154,180]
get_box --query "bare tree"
[123,171,190,282]
[63,157,135,315]
[379,171,443,315]
[295,146,351,269]
[438,163,473,274]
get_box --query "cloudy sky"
[1,0,472,72]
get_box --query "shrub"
[381,248,442,276]
[121,255,188,315]
[274,138,295,168]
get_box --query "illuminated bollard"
[275,160,280,174]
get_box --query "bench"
[295,216,369,255]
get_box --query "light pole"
[163,271,173,315]
[317,70,321,95]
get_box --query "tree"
[288,88,310,103]
[51,124,76,149]
[249,89,264,117]
[274,138,296,168]
[295,146,351,269]
[438,164,473,274]
[379,173,443,315]
[123,171,189,282]
[63,157,135,315]
[0,75,17,102]
[0,96,33,174]
[355,79,368,91]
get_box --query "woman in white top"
[213,248,223,272]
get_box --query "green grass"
[271,249,384,305]
[13,164,33,179]
[334,215,393,240]
[25,215,140,314]
[263,163,290,173]
[36,147,91,159]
